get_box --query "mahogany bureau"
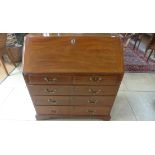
[22,33,124,120]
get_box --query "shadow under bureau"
[23,33,124,120]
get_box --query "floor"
[0,64,155,121]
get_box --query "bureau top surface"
[23,34,124,74]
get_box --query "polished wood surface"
[28,85,118,96]
[23,33,124,120]
[23,34,124,74]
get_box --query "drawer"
[73,86,118,95]
[71,96,115,106]
[32,96,115,106]
[32,96,70,105]
[35,106,111,116]
[27,75,72,84]
[73,75,119,85]
[28,85,72,95]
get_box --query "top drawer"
[73,75,120,85]
[27,75,72,84]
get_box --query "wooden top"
[22,33,124,74]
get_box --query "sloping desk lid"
[22,34,124,74]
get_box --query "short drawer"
[73,75,119,85]
[27,75,72,84]
[71,96,115,106]
[28,85,72,95]
[32,96,70,105]
[35,106,111,116]
[73,86,118,96]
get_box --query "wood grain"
[23,35,124,74]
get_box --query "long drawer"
[32,96,115,106]
[35,106,111,116]
[28,85,118,96]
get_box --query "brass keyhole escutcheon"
[71,39,76,45]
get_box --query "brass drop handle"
[45,88,57,94]
[89,89,102,95]
[51,110,57,113]
[88,99,98,104]
[87,109,96,114]
[89,76,102,82]
[48,99,57,103]
[44,77,58,83]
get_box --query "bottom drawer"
[35,106,111,116]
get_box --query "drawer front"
[73,75,119,85]
[27,75,72,84]
[28,85,72,95]
[71,96,115,106]
[32,96,115,106]
[35,106,111,116]
[32,96,70,105]
[73,86,118,95]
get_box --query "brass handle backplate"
[87,109,96,115]
[88,99,98,104]
[44,77,58,83]
[88,88,103,95]
[45,88,57,94]
[89,76,102,82]
[48,99,57,103]
[51,110,57,113]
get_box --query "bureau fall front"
[22,33,124,120]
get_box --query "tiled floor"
[0,64,155,121]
